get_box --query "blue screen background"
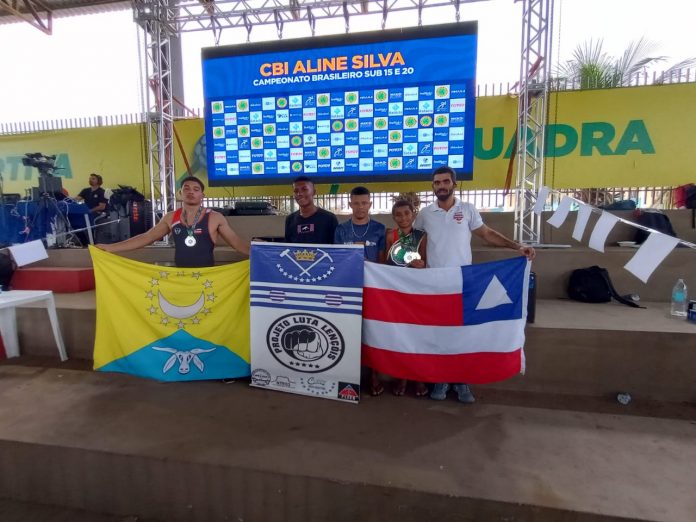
[202,28,477,186]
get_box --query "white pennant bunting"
[624,232,681,283]
[533,186,550,215]
[572,202,594,242]
[588,212,619,252]
[7,240,48,267]
[547,196,573,228]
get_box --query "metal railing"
[551,186,675,210]
[551,68,696,91]
[0,112,151,135]
[204,185,677,215]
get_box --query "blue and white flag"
[250,242,364,403]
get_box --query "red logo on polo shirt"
[453,211,464,223]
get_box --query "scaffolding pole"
[134,0,178,242]
[514,0,554,244]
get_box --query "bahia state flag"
[362,256,530,384]
[90,246,251,381]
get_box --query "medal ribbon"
[398,229,415,250]
[182,206,204,241]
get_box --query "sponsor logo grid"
[210,84,467,176]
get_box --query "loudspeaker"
[128,200,152,236]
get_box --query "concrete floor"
[0,498,144,522]
[1,364,695,521]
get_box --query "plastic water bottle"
[527,271,536,324]
[670,279,688,317]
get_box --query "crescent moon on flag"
[158,291,205,319]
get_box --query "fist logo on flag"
[267,313,345,373]
[284,327,325,360]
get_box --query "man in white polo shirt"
[414,165,536,403]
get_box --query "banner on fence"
[91,247,251,381]
[3,84,696,196]
[249,242,364,403]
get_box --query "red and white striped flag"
[362,257,530,384]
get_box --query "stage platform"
[3,210,695,520]
[0,361,695,522]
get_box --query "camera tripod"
[23,192,82,248]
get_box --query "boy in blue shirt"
[334,186,387,396]
[334,186,386,263]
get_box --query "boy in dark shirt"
[284,176,338,244]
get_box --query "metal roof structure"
[0,0,129,34]
[1,0,494,36]
[1,0,554,244]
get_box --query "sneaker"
[430,382,449,400]
[453,383,475,403]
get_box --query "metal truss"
[0,0,52,34]
[173,0,488,36]
[130,0,553,239]
[513,0,554,244]
[131,0,489,224]
[134,0,178,241]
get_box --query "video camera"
[22,152,60,176]
[22,153,64,200]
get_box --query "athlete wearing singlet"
[170,208,216,267]
[96,176,250,263]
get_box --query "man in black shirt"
[284,176,338,244]
[76,173,108,215]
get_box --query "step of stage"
[0,364,694,522]
[11,266,95,293]
[12,293,696,403]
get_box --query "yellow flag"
[90,246,250,381]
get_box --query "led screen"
[202,22,477,186]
